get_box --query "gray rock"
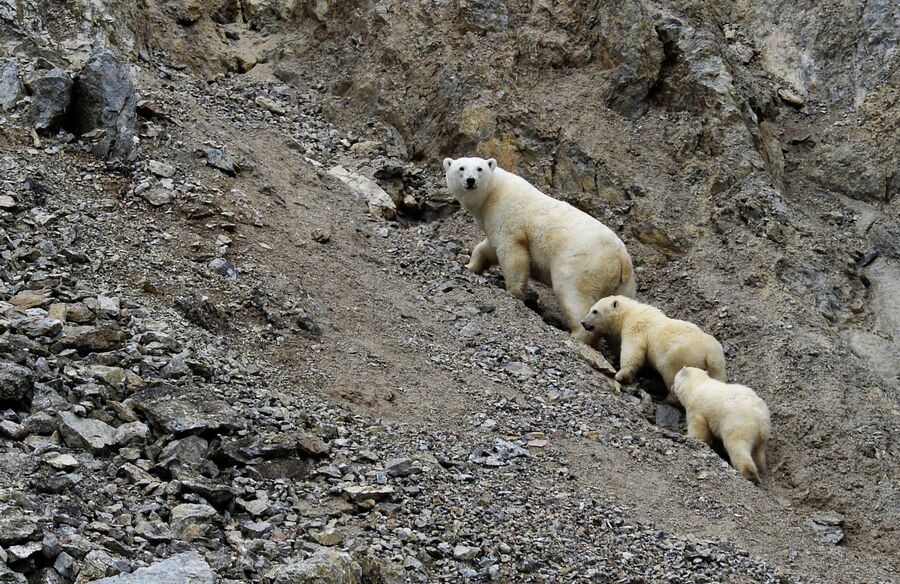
[29,69,73,134]
[7,540,41,562]
[133,520,174,543]
[70,48,137,160]
[0,361,32,404]
[384,458,420,477]
[70,327,127,353]
[73,549,118,583]
[655,403,683,431]
[807,512,845,545]
[142,186,174,207]
[344,485,395,504]
[54,552,76,580]
[0,420,27,439]
[96,295,120,317]
[131,386,243,436]
[0,506,40,545]
[453,545,479,561]
[201,147,236,175]
[12,311,62,338]
[179,478,237,507]
[169,504,218,542]
[43,452,79,470]
[148,160,176,178]
[158,435,209,467]
[24,412,56,435]
[114,421,150,445]
[57,411,118,454]
[0,565,27,584]
[327,166,396,221]
[0,59,21,110]
[27,568,65,584]
[273,548,363,584]
[212,433,298,465]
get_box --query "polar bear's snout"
[465,177,477,189]
[581,321,595,331]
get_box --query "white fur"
[444,156,635,342]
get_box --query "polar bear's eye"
[477,167,483,172]
[459,166,465,171]
[592,310,598,314]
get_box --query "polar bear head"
[443,156,498,196]
[580,295,627,333]
[671,366,706,400]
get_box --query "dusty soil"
[0,1,897,583]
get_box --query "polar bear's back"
[489,168,624,249]
[691,377,770,437]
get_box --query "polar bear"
[579,295,726,395]
[443,156,635,342]
[672,367,770,484]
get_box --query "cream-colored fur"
[579,296,726,397]
[673,367,771,484]
[444,156,635,343]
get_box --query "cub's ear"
[612,299,619,309]
[443,158,454,171]
[486,158,497,170]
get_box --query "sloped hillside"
[0,1,897,583]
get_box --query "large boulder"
[69,48,137,160]
[272,549,363,584]
[88,552,215,584]
[29,69,73,134]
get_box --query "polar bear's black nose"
[582,322,594,331]
[465,177,476,188]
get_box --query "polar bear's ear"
[486,158,497,170]
[443,158,454,171]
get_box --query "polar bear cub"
[579,295,726,394]
[443,156,635,342]
[673,367,771,484]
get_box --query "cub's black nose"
[466,177,476,188]
[582,322,594,331]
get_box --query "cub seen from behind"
[672,367,771,484]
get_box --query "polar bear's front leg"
[496,242,531,300]
[614,337,645,383]
[466,239,498,274]
[686,413,713,444]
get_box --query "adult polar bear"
[444,156,635,342]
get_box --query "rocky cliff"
[0,1,897,583]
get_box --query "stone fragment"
[272,548,363,584]
[169,504,218,542]
[0,59,21,110]
[57,411,117,454]
[327,165,396,220]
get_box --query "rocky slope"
[0,1,898,583]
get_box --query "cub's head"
[672,366,706,399]
[443,156,497,196]
[580,295,626,333]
